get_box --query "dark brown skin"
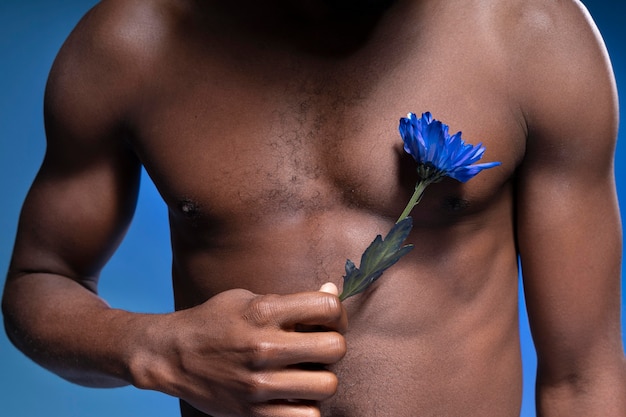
[3,0,626,416]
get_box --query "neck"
[289,0,398,20]
[205,0,400,55]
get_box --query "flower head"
[339,112,502,301]
[399,112,501,183]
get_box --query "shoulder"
[44,0,196,136]
[426,0,614,114]
[480,0,612,83]
[53,0,194,67]
[487,0,599,46]
[492,0,616,108]
[485,0,617,160]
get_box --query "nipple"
[444,196,470,212]
[178,198,200,219]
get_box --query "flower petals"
[399,112,501,183]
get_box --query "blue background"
[0,1,624,416]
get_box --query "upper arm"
[514,0,623,381]
[7,1,148,291]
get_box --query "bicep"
[518,161,621,368]
[10,140,141,287]
[515,0,622,378]
[8,28,142,290]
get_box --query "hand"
[134,284,347,417]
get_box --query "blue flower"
[338,112,501,301]
[399,112,501,183]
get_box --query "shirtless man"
[3,0,625,416]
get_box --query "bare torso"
[44,0,536,414]
[112,1,526,415]
[5,0,623,416]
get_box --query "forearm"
[536,360,626,417]
[2,272,159,388]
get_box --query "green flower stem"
[396,179,431,223]
[338,176,436,302]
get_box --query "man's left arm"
[515,1,626,415]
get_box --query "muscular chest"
[129,29,523,229]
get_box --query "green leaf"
[339,217,414,301]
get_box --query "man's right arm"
[2,2,346,416]
[3,0,145,387]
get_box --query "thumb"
[319,282,339,296]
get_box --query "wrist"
[125,311,178,394]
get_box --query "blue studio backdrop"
[0,1,624,416]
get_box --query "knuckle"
[244,372,273,401]
[320,293,342,317]
[329,334,347,358]
[244,295,281,327]
[318,294,346,327]
[247,339,279,369]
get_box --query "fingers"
[250,368,339,402]
[248,330,346,369]
[252,401,322,417]
[286,331,346,365]
[241,334,344,417]
[245,291,347,333]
